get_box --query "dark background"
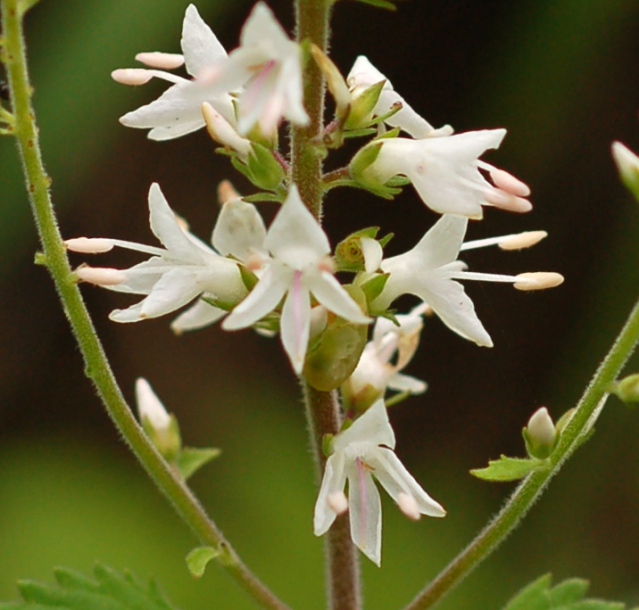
[2,0,639,608]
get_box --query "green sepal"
[141,414,182,462]
[470,455,548,482]
[1,564,180,610]
[360,273,390,305]
[501,573,626,610]
[304,286,369,391]
[200,294,236,313]
[322,433,334,458]
[175,447,221,481]
[238,265,259,292]
[350,141,383,177]
[246,143,285,191]
[610,373,639,406]
[242,192,286,204]
[342,127,379,140]
[185,546,220,579]
[344,80,385,131]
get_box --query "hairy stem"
[1,3,290,608]
[293,1,363,608]
[403,297,639,610]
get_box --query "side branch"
[1,3,290,609]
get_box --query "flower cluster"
[67,2,563,565]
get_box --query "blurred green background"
[2,0,639,608]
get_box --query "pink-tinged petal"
[265,186,330,267]
[280,273,311,374]
[181,5,227,78]
[212,198,267,259]
[334,400,395,451]
[307,271,370,324]
[222,265,289,330]
[314,452,347,536]
[170,298,227,333]
[347,460,382,566]
[371,448,446,518]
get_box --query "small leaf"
[549,579,590,605]
[186,547,220,579]
[175,447,221,480]
[470,455,546,482]
[1,564,180,610]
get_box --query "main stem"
[403,297,639,610]
[2,3,289,609]
[293,1,362,609]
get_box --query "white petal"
[280,279,311,374]
[387,372,427,394]
[371,448,446,518]
[265,186,330,267]
[347,464,382,566]
[212,198,267,260]
[181,5,227,78]
[170,298,227,333]
[139,268,202,319]
[223,265,289,329]
[147,184,203,260]
[135,378,171,430]
[241,3,290,52]
[314,452,347,536]
[361,237,383,273]
[334,400,395,451]
[307,271,370,324]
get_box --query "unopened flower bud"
[611,373,639,405]
[523,407,557,459]
[135,378,182,461]
[612,141,639,202]
[311,45,350,121]
[202,102,252,159]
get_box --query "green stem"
[293,1,362,608]
[403,297,639,610]
[2,3,289,609]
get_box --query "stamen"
[327,491,349,515]
[514,272,564,291]
[135,52,185,70]
[484,188,532,213]
[489,168,531,197]
[75,266,126,286]
[218,180,242,206]
[397,492,421,521]
[461,230,547,252]
[111,69,154,86]
[65,237,114,254]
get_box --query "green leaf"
[185,547,220,579]
[345,0,399,11]
[175,447,221,481]
[0,564,180,610]
[502,574,627,610]
[470,455,546,482]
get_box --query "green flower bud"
[612,142,639,203]
[611,373,639,405]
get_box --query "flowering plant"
[2,1,639,609]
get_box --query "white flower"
[222,185,370,374]
[342,304,428,411]
[347,56,452,138]
[371,215,563,347]
[313,399,445,566]
[112,5,236,141]
[201,2,309,135]
[135,378,171,431]
[362,130,532,218]
[68,183,247,326]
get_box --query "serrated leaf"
[470,455,545,482]
[175,447,221,480]
[502,574,628,610]
[1,564,180,610]
[186,546,220,578]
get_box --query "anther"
[65,237,114,254]
[135,52,184,70]
[111,68,153,86]
[498,231,547,251]
[514,272,564,291]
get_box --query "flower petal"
[279,276,311,374]
[223,265,289,329]
[370,448,446,518]
[181,4,227,78]
[347,462,382,566]
[170,297,227,333]
[335,400,395,451]
[307,271,370,324]
[212,198,267,260]
[314,453,347,536]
